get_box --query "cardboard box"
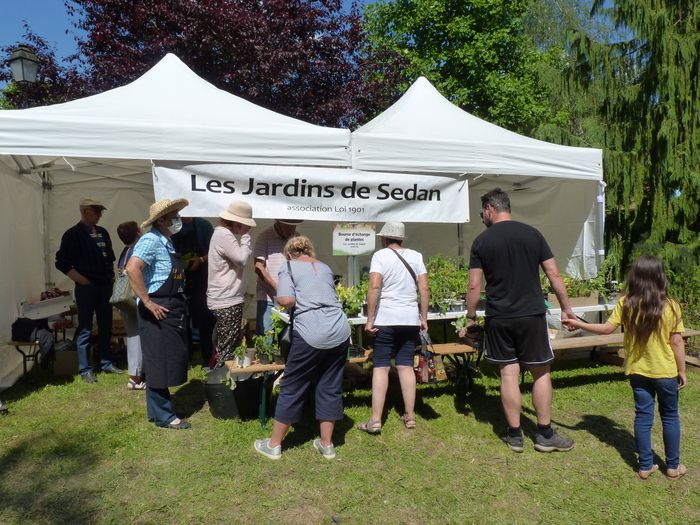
[54,350,78,376]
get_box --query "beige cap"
[79,197,106,210]
[276,219,304,225]
[141,198,189,229]
[219,200,256,227]
[377,222,405,240]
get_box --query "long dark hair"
[621,255,679,345]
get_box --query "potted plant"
[426,254,469,314]
[336,279,368,317]
[544,273,608,307]
[252,334,277,364]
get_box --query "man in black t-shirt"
[466,188,576,453]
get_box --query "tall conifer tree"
[570,1,700,272]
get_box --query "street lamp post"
[8,45,40,108]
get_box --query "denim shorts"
[372,325,419,367]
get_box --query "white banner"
[153,162,469,223]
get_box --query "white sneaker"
[313,438,336,459]
[254,438,281,460]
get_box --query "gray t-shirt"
[277,260,350,349]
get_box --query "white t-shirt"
[369,247,426,326]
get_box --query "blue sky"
[1,0,82,60]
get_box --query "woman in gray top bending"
[254,235,350,460]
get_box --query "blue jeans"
[256,300,274,336]
[146,386,177,427]
[74,282,115,375]
[630,374,681,470]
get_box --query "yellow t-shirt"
[608,297,684,378]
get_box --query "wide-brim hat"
[219,200,256,227]
[276,219,304,225]
[141,198,189,229]
[377,221,405,240]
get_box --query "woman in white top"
[359,222,429,433]
[207,201,256,368]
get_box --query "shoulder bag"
[110,247,136,311]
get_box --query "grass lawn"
[0,358,698,524]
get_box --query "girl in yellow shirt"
[564,255,687,480]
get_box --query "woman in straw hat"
[206,200,256,368]
[126,198,192,429]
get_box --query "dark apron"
[138,251,189,388]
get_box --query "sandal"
[357,419,382,434]
[638,464,658,480]
[400,414,416,430]
[127,378,147,390]
[665,464,687,480]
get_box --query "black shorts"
[484,314,554,366]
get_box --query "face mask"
[168,217,183,235]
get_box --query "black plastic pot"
[204,368,273,420]
[204,382,240,420]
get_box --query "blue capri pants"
[274,331,349,424]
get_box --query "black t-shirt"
[469,220,553,318]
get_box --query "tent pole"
[42,171,53,287]
[595,181,606,273]
[347,255,357,287]
[457,224,464,258]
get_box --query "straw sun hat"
[376,222,405,240]
[141,198,189,229]
[219,200,256,227]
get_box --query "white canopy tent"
[0,54,351,346]
[0,56,603,352]
[351,76,605,279]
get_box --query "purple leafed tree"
[63,0,367,126]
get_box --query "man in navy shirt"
[56,197,122,382]
[466,188,575,453]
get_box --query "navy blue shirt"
[55,222,115,284]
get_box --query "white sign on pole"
[332,224,375,256]
[152,162,469,223]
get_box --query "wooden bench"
[224,351,372,425]
[428,329,700,393]
[551,329,700,365]
[11,340,40,375]
[430,342,481,396]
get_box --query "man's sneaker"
[534,429,574,452]
[81,371,98,383]
[0,401,8,415]
[501,430,524,453]
[254,438,281,460]
[313,438,336,459]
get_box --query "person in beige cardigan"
[206,200,256,368]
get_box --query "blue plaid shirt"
[132,229,175,294]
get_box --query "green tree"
[523,0,607,148]
[569,1,700,274]
[362,0,550,133]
